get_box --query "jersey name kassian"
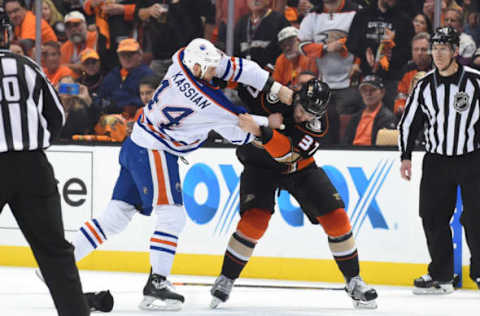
[171,71,212,110]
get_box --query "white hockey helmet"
[183,38,221,78]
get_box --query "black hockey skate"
[138,273,184,311]
[209,275,234,309]
[413,274,454,295]
[345,276,378,309]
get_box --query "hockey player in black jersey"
[210,76,378,310]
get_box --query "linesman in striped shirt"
[0,9,90,316]
[399,26,480,294]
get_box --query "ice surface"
[0,267,478,316]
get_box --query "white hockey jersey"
[131,48,269,156]
[298,3,358,89]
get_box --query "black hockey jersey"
[236,86,328,173]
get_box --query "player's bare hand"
[238,114,261,136]
[278,85,293,105]
[400,159,412,181]
[267,112,284,130]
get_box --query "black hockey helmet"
[0,8,11,49]
[294,79,330,118]
[431,26,459,50]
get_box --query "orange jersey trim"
[296,156,314,171]
[263,129,292,158]
[85,222,103,244]
[150,238,177,247]
[152,150,169,205]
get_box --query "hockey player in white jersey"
[69,38,292,311]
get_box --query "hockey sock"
[328,231,359,282]
[221,232,256,280]
[220,208,271,279]
[317,208,359,282]
[150,205,186,277]
[73,219,108,261]
[150,231,178,277]
[72,201,136,261]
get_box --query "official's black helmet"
[0,8,11,49]
[294,79,330,118]
[431,26,459,49]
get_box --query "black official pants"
[419,150,480,282]
[0,150,89,316]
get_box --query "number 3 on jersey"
[148,79,194,128]
[298,135,319,155]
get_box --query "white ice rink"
[1,267,478,316]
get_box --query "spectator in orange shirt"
[394,32,432,117]
[343,74,395,146]
[273,26,317,88]
[4,0,57,54]
[83,0,136,71]
[42,41,74,86]
[61,11,98,75]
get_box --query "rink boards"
[0,145,475,289]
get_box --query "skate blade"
[138,295,183,311]
[209,297,223,309]
[412,286,454,295]
[352,299,377,309]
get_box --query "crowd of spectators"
[2,0,479,147]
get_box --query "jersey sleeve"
[216,54,269,91]
[213,123,255,146]
[262,128,294,161]
[398,80,426,160]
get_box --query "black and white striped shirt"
[0,49,65,153]
[399,64,480,160]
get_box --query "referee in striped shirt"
[399,27,480,294]
[0,9,90,316]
